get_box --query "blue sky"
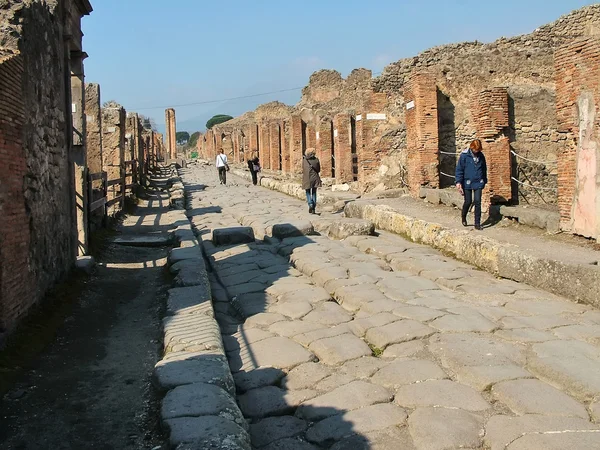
[82,0,596,134]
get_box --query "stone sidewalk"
[179,163,600,450]
[230,165,600,308]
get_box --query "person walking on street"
[455,139,487,230]
[302,148,322,214]
[247,150,260,186]
[216,148,228,185]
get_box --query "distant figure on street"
[247,150,260,186]
[302,149,322,214]
[455,139,487,230]
[216,148,228,185]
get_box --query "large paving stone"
[270,221,314,239]
[269,300,313,319]
[303,302,353,326]
[491,379,588,418]
[455,364,532,391]
[153,355,234,395]
[269,320,324,337]
[294,324,351,346]
[377,276,440,300]
[365,320,435,349]
[527,339,600,402]
[408,407,484,450]
[261,437,319,450]
[323,275,376,296]
[281,362,332,390]
[552,324,600,342]
[340,356,388,379]
[226,282,267,299]
[232,367,285,393]
[494,328,559,343]
[429,333,526,372]
[244,312,286,328]
[223,328,274,352]
[507,431,600,449]
[329,426,416,450]
[371,359,447,389]
[212,227,255,246]
[311,266,349,287]
[238,386,312,418]
[265,279,315,298]
[168,246,204,265]
[220,270,263,287]
[161,383,246,429]
[484,415,600,450]
[327,218,375,239]
[278,286,331,304]
[296,381,392,421]
[309,333,372,365]
[504,299,587,315]
[349,313,399,337]
[228,336,316,372]
[165,416,250,449]
[429,313,498,332]
[359,298,403,315]
[315,373,356,392]
[306,403,407,446]
[250,416,308,448]
[391,305,445,322]
[382,341,425,359]
[501,314,576,330]
[395,379,490,411]
[231,292,278,318]
[334,284,390,311]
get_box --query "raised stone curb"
[344,200,600,307]
[154,167,250,450]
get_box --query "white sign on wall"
[316,132,320,140]
[406,101,415,110]
[72,103,77,113]
[366,113,387,120]
[356,115,362,121]
[108,126,116,133]
[334,129,338,137]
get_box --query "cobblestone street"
[176,164,600,449]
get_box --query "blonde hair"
[469,139,482,151]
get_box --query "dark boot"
[309,206,314,214]
[461,216,468,227]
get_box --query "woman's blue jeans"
[462,188,482,226]
[305,188,317,208]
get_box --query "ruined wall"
[85,83,102,174]
[0,0,80,335]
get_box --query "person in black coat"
[247,150,260,185]
[302,149,322,214]
[455,139,487,230]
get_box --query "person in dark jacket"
[247,150,260,185]
[302,149,322,214]
[455,139,487,230]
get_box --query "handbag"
[219,154,230,171]
[252,163,261,172]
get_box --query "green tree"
[206,114,233,130]
[176,131,190,144]
[188,131,200,148]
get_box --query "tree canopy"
[176,131,190,144]
[206,114,233,130]
[188,131,200,148]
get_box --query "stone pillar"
[165,108,176,160]
[248,123,259,160]
[70,54,88,256]
[102,104,126,215]
[289,115,303,174]
[126,113,144,186]
[472,87,511,204]
[281,120,290,173]
[306,122,317,151]
[333,113,353,183]
[405,72,439,195]
[269,122,281,171]
[85,83,102,175]
[316,118,333,178]
[259,123,270,170]
[555,37,600,238]
[232,130,240,163]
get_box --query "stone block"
[165,416,250,449]
[270,221,315,239]
[371,359,447,389]
[153,355,234,395]
[309,333,373,365]
[327,218,375,240]
[395,379,490,411]
[408,408,484,450]
[250,416,308,448]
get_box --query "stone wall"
[0,0,92,337]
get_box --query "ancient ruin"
[198,5,600,239]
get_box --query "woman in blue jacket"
[455,139,487,230]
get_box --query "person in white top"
[215,148,228,185]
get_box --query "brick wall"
[281,120,290,173]
[405,72,439,194]
[0,54,33,334]
[102,106,126,214]
[259,123,270,170]
[472,87,512,203]
[357,92,389,185]
[555,37,600,237]
[333,113,353,183]
[316,118,333,178]
[269,122,281,170]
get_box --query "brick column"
[289,115,303,174]
[269,122,281,170]
[102,105,126,214]
[555,37,600,238]
[358,92,389,184]
[259,123,270,170]
[281,120,290,173]
[333,113,353,183]
[248,123,259,161]
[472,87,511,204]
[306,122,317,151]
[405,72,439,195]
[316,118,333,178]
